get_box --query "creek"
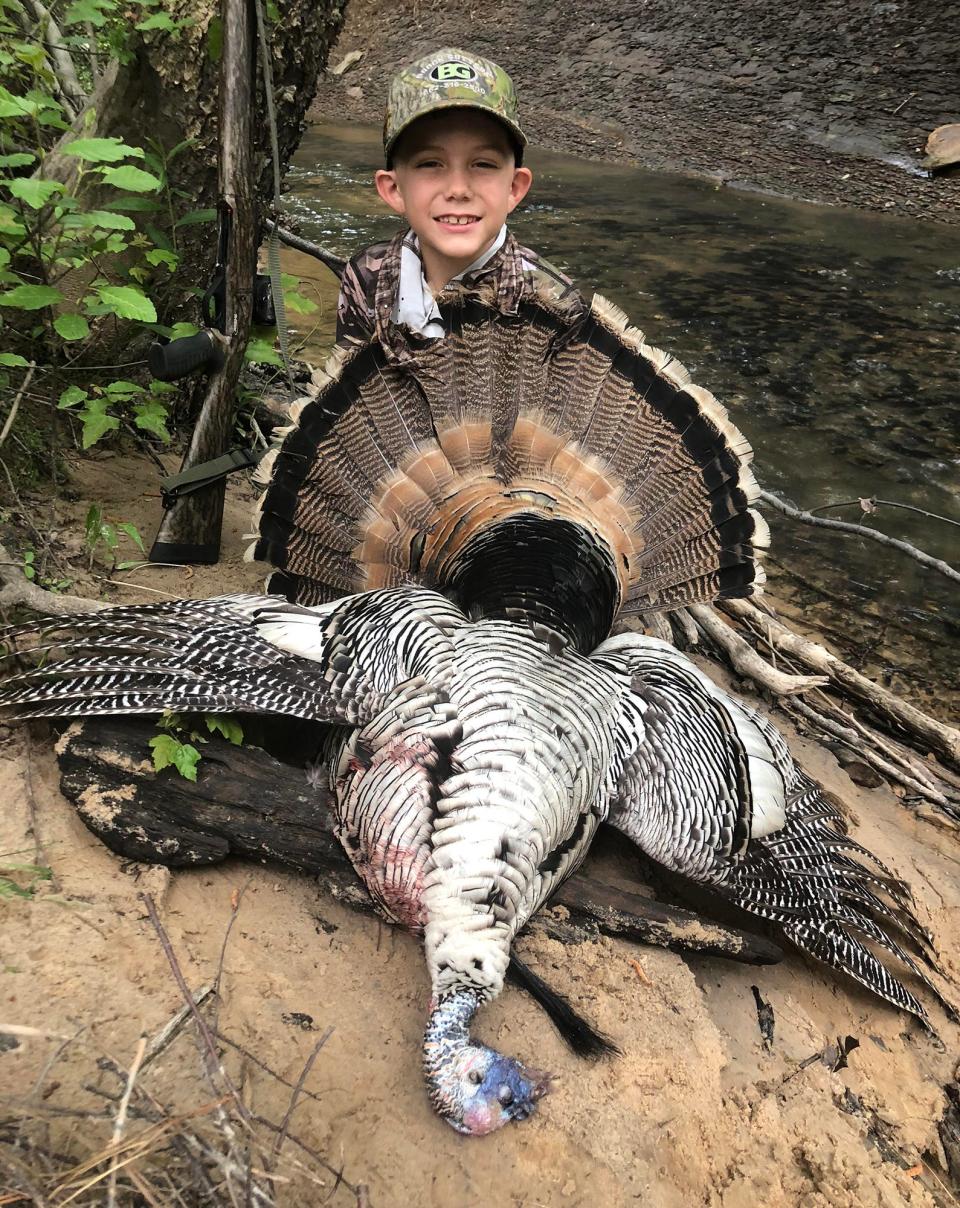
[278,122,959,713]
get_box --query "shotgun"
[148,0,257,565]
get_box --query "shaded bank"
[310,0,958,223]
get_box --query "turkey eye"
[468,1069,483,1085]
[498,1085,514,1106]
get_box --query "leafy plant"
[149,710,244,781]
[0,0,209,458]
[83,503,145,568]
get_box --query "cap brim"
[385,100,527,159]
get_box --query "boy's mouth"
[435,215,480,227]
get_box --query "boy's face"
[375,111,533,289]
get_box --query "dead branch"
[688,604,829,695]
[0,541,104,618]
[759,489,960,586]
[722,597,960,771]
[0,362,36,448]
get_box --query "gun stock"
[150,0,256,565]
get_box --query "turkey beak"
[528,1066,553,1101]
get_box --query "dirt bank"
[1,450,959,1206]
[310,0,959,223]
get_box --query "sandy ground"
[1,450,959,1206]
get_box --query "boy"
[336,47,584,363]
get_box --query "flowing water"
[279,122,959,712]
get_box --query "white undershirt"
[393,223,508,338]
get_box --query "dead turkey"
[0,284,949,1135]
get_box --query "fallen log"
[54,717,783,967]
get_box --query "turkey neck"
[440,514,621,653]
[423,987,481,1109]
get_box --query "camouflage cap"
[383,47,526,162]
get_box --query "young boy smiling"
[336,47,584,362]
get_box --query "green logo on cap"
[430,62,477,82]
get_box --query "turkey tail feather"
[250,285,767,645]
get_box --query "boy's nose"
[444,170,472,199]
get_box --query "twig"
[272,1027,334,1159]
[138,894,252,1129]
[106,1034,147,1208]
[788,698,954,809]
[808,497,960,529]
[0,362,36,447]
[142,982,216,1068]
[248,1114,359,1196]
[758,489,960,585]
[213,1030,328,1106]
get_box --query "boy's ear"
[507,166,533,213]
[375,169,406,216]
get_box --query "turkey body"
[331,617,620,1001]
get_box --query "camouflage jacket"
[335,227,585,365]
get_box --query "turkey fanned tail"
[0,587,465,728]
[593,632,952,1027]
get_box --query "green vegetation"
[150,709,244,781]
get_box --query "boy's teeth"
[439,216,475,225]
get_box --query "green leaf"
[245,337,282,366]
[116,521,145,552]
[149,734,200,780]
[63,137,145,163]
[0,152,35,167]
[0,352,29,367]
[63,0,112,27]
[80,403,120,448]
[54,313,90,341]
[95,284,157,323]
[58,385,88,408]
[0,284,63,310]
[206,15,222,61]
[103,196,162,212]
[137,10,174,28]
[145,247,178,270]
[0,87,35,118]
[104,379,141,397]
[132,399,170,440]
[99,165,161,193]
[174,207,216,227]
[63,209,136,230]
[169,321,199,339]
[0,204,25,236]
[4,177,62,209]
[205,714,243,745]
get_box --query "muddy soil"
[310,0,959,223]
[1,449,959,1206]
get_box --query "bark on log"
[54,717,783,967]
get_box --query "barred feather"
[594,633,951,1026]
